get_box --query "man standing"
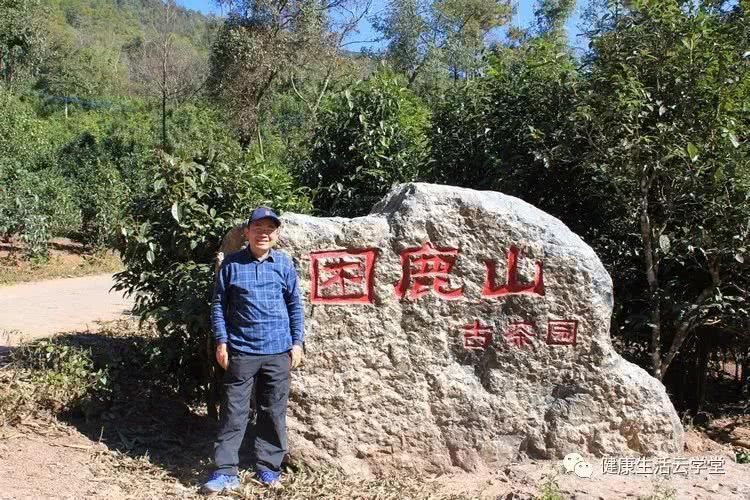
[203,207,304,494]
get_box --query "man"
[202,207,305,494]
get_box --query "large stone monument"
[218,183,683,475]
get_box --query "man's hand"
[216,343,229,370]
[289,345,304,369]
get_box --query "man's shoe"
[256,470,282,489]
[202,472,240,494]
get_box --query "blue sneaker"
[256,469,281,488]
[201,472,240,494]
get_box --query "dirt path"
[0,274,133,346]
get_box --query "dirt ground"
[0,273,133,346]
[0,420,749,500]
[0,238,122,287]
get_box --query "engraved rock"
[218,183,683,475]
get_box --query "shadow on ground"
[6,325,264,487]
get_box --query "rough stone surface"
[218,183,684,476]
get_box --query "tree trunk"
[639,171,662,379]
[162,90,167,150]
[161,43,167,151]
[659,262,718,377]
[696,334,708,412]
[161,23,169,151]
[733,348,744,395]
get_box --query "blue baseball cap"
[247,206,281,227]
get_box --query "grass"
[0,336,110,425]
[0,251,122,286]
[223,467,459,499]
[638,481,677,500]
[537,472,564,500]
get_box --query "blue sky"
[176,0,589,52]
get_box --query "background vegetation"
[1,0,747,418]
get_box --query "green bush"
[301,69,431,217]
[2,338,110,420]
[0,164,81,260]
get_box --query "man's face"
[244,218,280,255]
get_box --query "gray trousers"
[213,351,290,476]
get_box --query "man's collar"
[247,248,276,262]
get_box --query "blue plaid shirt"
[211,248,305,355]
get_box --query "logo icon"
[563,452,593,478]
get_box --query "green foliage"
[114,151,310,398]
[5,338,110,418]
[537,473,563,500]
[57,132,137,247]
[430,36,596,233]
[0,0,47,86]
[535,0,576,34]
[1,0,213,96]
[0,321,177,425]
[36,42,129,99]
[0,91,83,257]
[576,0,750,377]
[168,103,241,158]
[375,0,512,89]
[302,70,431,217]
[207,3,322,141]
[0,164,82,259]
[428,80,493,187]
[638,481,677,500]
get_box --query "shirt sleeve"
[283,259,305,346]
[211,262,229,344]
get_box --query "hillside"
[34,0,216,99]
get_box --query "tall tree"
[0,0,46,85]
[577,0,749,380]
[375,0,512,89]
[128,0,208,149]
[534,0,576,35]
[208,0,369,143]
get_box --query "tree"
[534,0,576,35]
[301,69,431,216]
[128,0,208,149]
[208,0,370,143]
[0,0,47,86]
[374,0,512,90]
[429,33,591,234]
[576,0,749,380]
[36,44,129,105]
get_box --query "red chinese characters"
[309,249,377,304]
[462,320,493,350]
[546,320,578,346]
[504,321,536,347]
[482,246,544,298]
[459,319,579,351]
[394,242,463,300]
